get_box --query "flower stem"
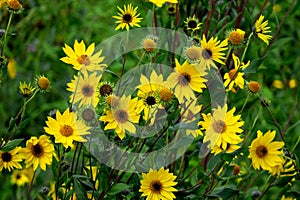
[1,13,14,57]
[241,32,253,62]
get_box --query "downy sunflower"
[184,15,202,32]
[67,71,101,107]
[113,4,142,31]
[199,104,244,150]
[149,0,178,7]
[44,109,90,148]
[139,167,177,200]
[0,147,23,172]
[60,40,107,72]
[22,135,55,171]
[248,130,284,171]
[99,95,140,140]
[224,53,250,91]
[11,167,34,187]
[254,15,272,45]
[198,35,228,69]
[167,59,207,103]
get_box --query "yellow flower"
[248,81,261,93]
[139,167,177,200]
[60,40,107,72]
[11,167,34,187]
[22,135,55,171]
[6,0,22,12]
[224,53,249,91]
[0,147,23,172]
[99,95,140,140]
[254,15,272,45]
[289,79,297,89]
[149,0,178,7]
[281,196,296,200]
[199,104,244,150]
[228,29,245,45]
[248,130,284,171]
[272,80,284,89]
[7,59,17,79]
[19,82,35,98]
[67,71,101,107]
[167,59,207,103]
[211,143,241,155]
[44,109,90,148]
[198,35,228,69]
[113,4,142,31]
[184,15,202,32]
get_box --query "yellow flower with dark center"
[248,130,284,171]
[113,4,142,31]
[11,168,34,187]
[199,104,244,150]
[60,40,107,72]
[224,53,249,91]
[21,135,55,171]
[211,143,240,155]
[44,109,90,148]
[184,15,202,32]
[67,71,101,107]
[99,95,140,140]
[228,29,245,45]
[0,147,23,172]
[248,81,261,93]
[254,15,272,45]
[198,35,228,69]
[149,0,178,7]
[167,59,207,103]
[139,167,177,200]
[166,3,176,15]
[19,82,35,98]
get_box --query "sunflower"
[149,0,178,7]
[34,75,51,93]
[184,45,202,64]
[248,130,285,171]
[99,95,140,140]
[167,59,207,103]
[211,143,241,155]
[198,35,228,69]
[67,71,101,107]
[247,81,261,94]
[11,167,34,187]
[184,15,202,32]
[199,104,244,150]
[21,135,55,171]
[44,109,90,148]
[60,40,107,72]
[0,147,23,172]
[139,167,177,200]
[141,35,159,54]
[19,81,35,98]
[224,53,250,91]
[227,29,245,45]
[281,196,296,200]
[113,4,142,31]
[254,15,272,45]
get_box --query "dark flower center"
[256,145,268,158]
[151,180,162,192]
[32,144,44,157]
[1,152,12,162]
[213,120,226,133]
[82,85,94,97]
[202,49,212,59]
[123,14,132,23]
[99,84,113,96]
[228,69,238,80]
[60,125,74,137]
[16,174,21,179]
[188,20,197,29]
[115,110,128,123]
[77,55,91,66]
[178,72,191,85]
[82,108,95,122]
[145,96,156,106]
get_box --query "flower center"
[106,95,119,107]
[150,180,162,193]
[145,96,156,106]
[178,72,191,85]
[77,55,91,66]
[186,46,201,61]
[16,174,21,179]
[32,143,44,157]
[123,14,132,23]
[256,145,268,158]
[202,49,212,59]
[99,84,113,96]
[82,85,94,97]
[38,77,50,90]
[60,125,74,137]
[158,87,173,102]
[82,108,95,122]
[228,69,238,80]
[1,152,12,162]
[188,20,197,29]
[213,120,226,133]
[229,31,243,45]
[233,164,240,175]
[143,39,156,53]
[168,7,175,14]
[248,81,261,93]
[7,0,22,11]
[115,110,128,123]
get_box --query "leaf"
[18,118,31,129]
[7,117,17,132]
[74,178,88,200]
[108,183,130,196]
[1,138,24,152]
[208,185,239,199]
[244,57,265,74]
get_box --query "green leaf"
[74,178,88,200]
[208,185,239,199]
[1,138,24,152]
[18,118,31,129]
[108,183,130,195]
[244,57,265,74]
[7,117,17,132]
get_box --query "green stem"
[27,170,36,200]
[241,32,253,62]
[1,12,14,57]
[239,93,250,114]
[291,136,300,154]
